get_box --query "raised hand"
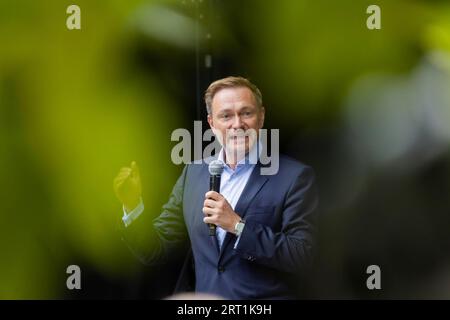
[113,161,142,212]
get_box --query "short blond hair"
[204,76,263,115]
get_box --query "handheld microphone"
[207,160,224,236]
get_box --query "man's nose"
[231,115,244,129]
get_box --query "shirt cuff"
[122,198,144,227]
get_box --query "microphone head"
[208,160,224,176]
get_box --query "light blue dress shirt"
[123,143,260,248]
[212,147,256,248]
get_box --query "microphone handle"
[208,174,221,236]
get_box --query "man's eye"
[221,114,230,119]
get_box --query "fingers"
[203,216,215,224]
[203,193,227,217]
[202,206,215,216]
[203,205,217,223]
[114,170,131,185]
[205,191,221,200]
[203,199,216,209]
[113,162,141,205]
[131,161,140,178]
[117,167,131,178]
[115,171,130,181]
[115,163,135,181]
[113,166,133,190]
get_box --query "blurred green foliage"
[0,0,449,298]
[0,0,181,298]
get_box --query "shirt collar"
[218,140,262,170]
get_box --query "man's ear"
[207,114,214,129]
[208,113,222,144]
[259,106,265,128]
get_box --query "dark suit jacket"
[121,155,318,299]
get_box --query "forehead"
[211,87,257,111]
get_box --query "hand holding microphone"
[206,160,224,236]
[203,160,242,235]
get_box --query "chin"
[225,144,248,158]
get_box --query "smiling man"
[114,76,318,299]
[205,80,265,169]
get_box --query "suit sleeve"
[119,165,189,266]
[233,166,318,274]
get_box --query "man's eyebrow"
[217,108,232,114]
[217,105,254,114]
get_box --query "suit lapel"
[218,162,269,260]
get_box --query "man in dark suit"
[114,76,318,299]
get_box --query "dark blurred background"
[1,0,450,299]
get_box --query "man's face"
[207,86,265,161]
